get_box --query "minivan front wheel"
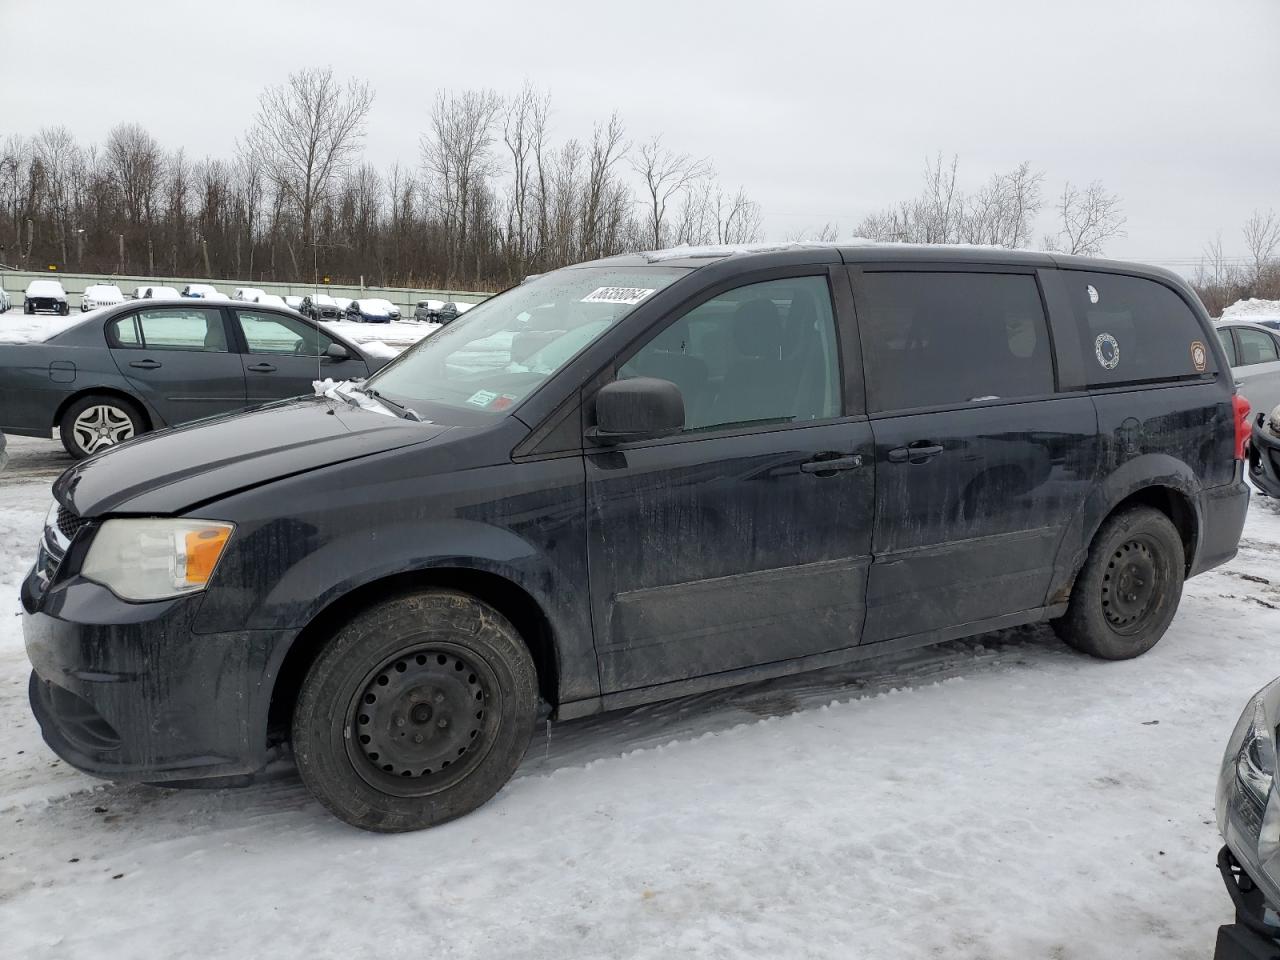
[292,590,538,832]
[1054,506,1185,660]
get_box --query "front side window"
[619,275,842,431]
[112,307,228,352]
[366,266,687,417]
[1064,271,1215,385]
[1235,328,1279,366]
[236,310,328,355]
[857,272,1054,412]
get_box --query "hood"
[54,396,451,516]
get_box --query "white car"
[333,297,353,312]
[1216,320,1280,418]
[80,284,125,312]
[181,283,227,300]
[234,287,267,302]
[283,295,305,310]
[255,293,289,309]
[0,289,11,313]
[132,285,182,300]
[24,279,69,315]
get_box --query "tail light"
[1233,393,1252,461]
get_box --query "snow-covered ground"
[1,461,1278,957]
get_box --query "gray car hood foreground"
[53,396,451,516]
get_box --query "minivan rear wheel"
[1054,506,1185,660]
[292,590,538,832]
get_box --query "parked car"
[0,298,382,460]
[283,295,305,311]
[256,293,289,309]
[1216,320,1280,420]
[182,283,227,300]
[20,245,1250,832]
[346,298,396,323]
[0,288,11,313]
[300,293,343,321]
[414,298,444,322]
[234,287,267,302]
[333,296,354,313]
[1214,677,1280,958]
[434,300,477,325]
[24,279,70,315]
[80,284,125,312]
[131,285,182,300]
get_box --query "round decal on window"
[1087,284,1100,304]
[1095,333,1120,370]
[1191,340,1207,373]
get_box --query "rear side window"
[1064,271,1214,385]
[111,308,228,352]
[1234,327,1279,366]
[1216,328,1237,366]
[856,272,1053,412]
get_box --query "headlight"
[1239,698,1277,810]
[81,518,234,601]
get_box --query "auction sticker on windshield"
[581,287,655,305]
[466,390,499,407]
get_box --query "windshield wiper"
[360,387,423,422]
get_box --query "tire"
[292,590,538,832]
[24,301,33,314]
[59,394,147,460]
[1053,506,1185,660]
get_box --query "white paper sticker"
[1087,284,1100,304]
[466,389,498,407]
[581,286,655,305]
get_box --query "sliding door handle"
[801,453,863,474]
[887,443,944,464]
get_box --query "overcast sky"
[3,0,1277,271]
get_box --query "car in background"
[0,298,386,459]
[23,279,69,315]
[433,300,476,325]
[283,295,305,311]
[182,283,227,300]
[131,285,183,300]
[300,293,343,321]
[1216,321,1280,421]
[0,288,11,313]
[256,293,289,309]
[371,298,401,320]
[345,299,391,323]
[1214,678,1280,957]
[234,287,267,302]
[80,284,125,312]
[413,298,444,322]
[333,296,353,313]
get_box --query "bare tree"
[246,67,374,248]
[1243,208,1280,283]
[1052,180,1126,256]
[104,122,163,229]
[633,136,710,249]
[579,113,628,259]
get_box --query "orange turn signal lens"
[183,525,233,585]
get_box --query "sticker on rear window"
[1095,333,1120,370]
[466,389,498,407]
[1087,284,1100,304]
[581,287,655,305]
[1191,340,1208,373]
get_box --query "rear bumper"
[22,569,289,782]
[1191,470,1251,577]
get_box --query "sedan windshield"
[366,266,686,417]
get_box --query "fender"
[1046,452,1203,604]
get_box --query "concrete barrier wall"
[0,269,493,313]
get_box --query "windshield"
[366,266,686,417]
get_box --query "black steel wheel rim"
[1101,535,1163,635]
[344,642,500,797]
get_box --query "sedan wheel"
[60,396,145,460]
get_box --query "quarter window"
[111,308,228,352]
[1065,271,1215,385]
[1216,329,1237,366]
[1235,328,1279,366]
[619,275,842,431]
[856,272,1054,412]
[236,310,328,355]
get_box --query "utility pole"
[148,237,154,276]
[201,238,211,277]
[117,233,124,274]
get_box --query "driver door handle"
[128,359,161,370]
[800,453,863,474]
[247,362,277,373]
[888,442,945,464]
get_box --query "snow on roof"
[0,311,94,343]
[83,284,123,297]
[1221,298,1280,323]
[25,279,66,297]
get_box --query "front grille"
[56,505,87,542]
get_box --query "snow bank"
[1222,298,1280,323]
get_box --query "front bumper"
[22,563,289,783]
[1216,847,1280,959]
[1251,415,1280,499]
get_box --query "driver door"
[231,309,368,403]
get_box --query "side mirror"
[590,377,684,444]
[324,342,350,361]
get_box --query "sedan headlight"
[81,518,234,601]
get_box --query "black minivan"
[22,244,1252,831]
